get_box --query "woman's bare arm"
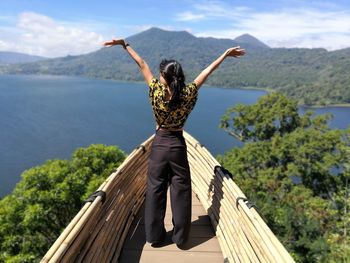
[103,39,153,84]
[193,46,245,89]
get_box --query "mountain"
[0,27,349,106]
[233,34,270,49]
[0,51,46,64]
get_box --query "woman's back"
[148,77,198,130]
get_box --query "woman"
[103,38,245,248]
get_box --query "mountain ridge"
[0,27,349,106]
[0,51,46,64]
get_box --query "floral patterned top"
[148,77,198,129]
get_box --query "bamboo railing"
[183,132,295,263]
[41,131,295,263]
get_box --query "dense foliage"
[1,28,349,106]
[218,93,350,262]
[0,144,126,262]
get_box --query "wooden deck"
[119,188,224,263]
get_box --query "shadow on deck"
[119,189,224,263]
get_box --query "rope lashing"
[136,144,146,153]
[83,190,106,205]
[214,165,233,179]
[236,196,258,210]
[195,142,204,148]
[213,166,258,211]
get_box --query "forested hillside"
[1,27,349,106]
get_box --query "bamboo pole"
[193,155,284,260]
[184,130,295,263]
[41,202,93,263]
[187,149,250,262]
[75,151,150,262]
[188,148,256,262]
[189,161,262,263]
[66,156,149,259]
[41,137,153,263]
[186,145,270,258]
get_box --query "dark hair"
[159,59,186,109]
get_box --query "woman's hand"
[194,46,246,88]
[102,39,127,48]
[104,38,153,84]
[225,46,246,57]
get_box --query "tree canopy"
[218,92,350,262]
[0,144,126,263]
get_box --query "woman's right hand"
[103,39,127,48]
[225,46,246,57]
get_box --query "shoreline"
[1,73,350,108]
[302,104,350,108]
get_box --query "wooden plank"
[131,191,212,227]
[131,212,212,226]
[165,205,207,216]
[166,190,202,205]
[126,224,216,239]
[119,188,224,262]
[119,250,224,263]
[124,236,222,252]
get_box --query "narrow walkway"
[119,189,224,263]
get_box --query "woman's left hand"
[102,39,127,47]
[225,46,246,57]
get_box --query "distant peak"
[234,34,270,49]
[145,27,165,32]
[128,27,196,41]
[145,27,193,35]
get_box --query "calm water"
[1,75,349,197]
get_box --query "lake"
[1,74,349,197]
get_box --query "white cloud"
[192,2,249,18]
[178,2,350,50]
[0,12,105,57]
[175,11,206,22]
[0,40,7,49]
[175,1,248,21]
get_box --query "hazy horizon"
[0,0,350,58]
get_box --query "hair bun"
[159,59,186,108]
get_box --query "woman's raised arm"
[103,39,153,84]
[193,46,245,89]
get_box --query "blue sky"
[1,0,350,57]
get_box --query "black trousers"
[145,129,192,244]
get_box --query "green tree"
[217,93,350,262]
[0,144,126,263]
[220,92,303,141]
